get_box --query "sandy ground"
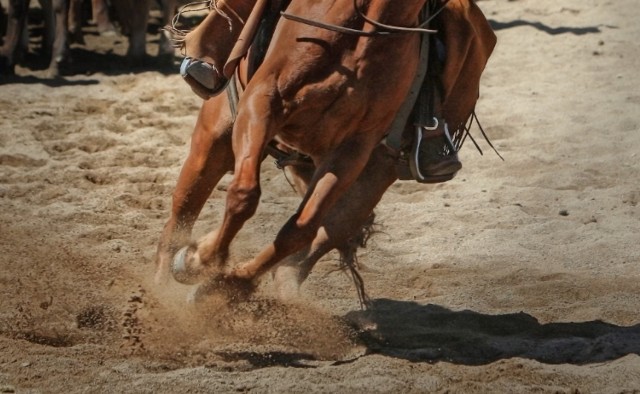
[1,0,639,392]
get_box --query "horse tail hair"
[337,212,379,309]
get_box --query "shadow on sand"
[489,19,608,35]
[205,298,639,370]
[344,298,640,365]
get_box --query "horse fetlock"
[229,265,255,280]
[155,227,190,279]
[154,251,173,285]
[194,229,228,266]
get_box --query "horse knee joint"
[227,184,261,219]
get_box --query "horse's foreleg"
[174,85,275,285]
[155,97,234,284]
[273,145,398,299]
[230,133,380,282]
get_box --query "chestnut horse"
[155,0,495,301]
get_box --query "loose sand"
[1,0,639,392]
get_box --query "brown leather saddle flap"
[222,0,270,79]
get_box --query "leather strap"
[223,0,270,79]
[383,6,432,151]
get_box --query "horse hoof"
[171,246,206,285]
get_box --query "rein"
[281,0,450,37]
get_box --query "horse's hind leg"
[155,96,235,284]
[226,126,388,288]
[273,145,397,299]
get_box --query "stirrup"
[408,118,462,184]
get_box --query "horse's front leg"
[172,83,275,286]
[155,96,234,284]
